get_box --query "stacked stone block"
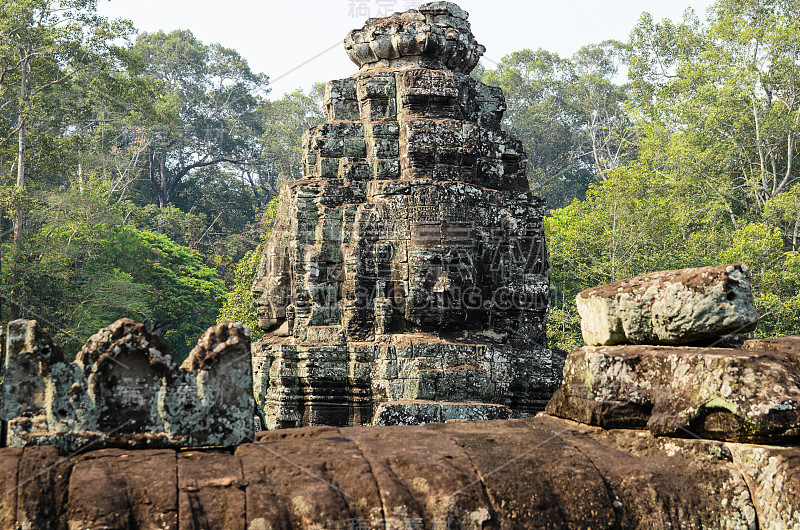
[252,1,559,428]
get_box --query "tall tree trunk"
[9,53,29,322]
[159,155,168,209]
[0,203,3,325]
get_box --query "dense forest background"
[1,0,798,359]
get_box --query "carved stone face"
[252,241,290,331]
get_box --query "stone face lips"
[251,2,557,428]
[2,318,256,450]
[546,344,800,443]
[344,1,486,74]
[576,264,759,346]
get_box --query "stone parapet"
[2,319,255,450]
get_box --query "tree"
[548,0,800,349]
[0,0,134,320]
[629,0,800,216]
[217,195,278,341]
[131,30,270,208]
[247,84,325,202]
[572,41,637,179]
[1,181,226,358]
[480,44,633,210]
[481,49,588,209]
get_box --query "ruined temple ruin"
[4,3,799,526]
[251,1,559,429]
[1,319,255,450]
[2,264,800,527]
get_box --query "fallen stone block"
[576,264,758,346]
[546,344,800,443]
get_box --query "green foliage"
[0,0,137,169]
[4,0,800,361]
[546,163,728,350]
[548,0,800,348]
[2,183,226,359]
[259,84,325,185]
[217,196,279,340]
[480,42,634,210]
[629,0,800,211]
[719,223,800,337]
[130,29,270,207]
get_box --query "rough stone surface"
[729,443,800,527]
[67,448,178,529]
[576,264,759,346]
[252,1,557,429]
[744,335,800,355]
[345,2,486,74]
[2,318,255,450]
[0,446,22,528]
[372,400,510,425]
[527,415,761,528]
[546,344,800,443]
[178,452,247,529]
[0,415,797,528]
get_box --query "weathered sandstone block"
[2,319,255,450]
[743,335,800,355]
[2,415,798,528]
[728,443,800,528]
[546,344,800,443]
[576,264,758,346]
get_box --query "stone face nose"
[344,1,486,74]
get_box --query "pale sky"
[97,0,715,98]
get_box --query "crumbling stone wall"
[251,1,560,429]
[1,318,255,450]
[1,413,798,528]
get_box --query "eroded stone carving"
[576,264,759,346]
[252,1,559,428]
[1,318,255,450]
[344,2,485,73]
[547,343,800,443]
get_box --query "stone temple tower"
[252,1,561,429]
